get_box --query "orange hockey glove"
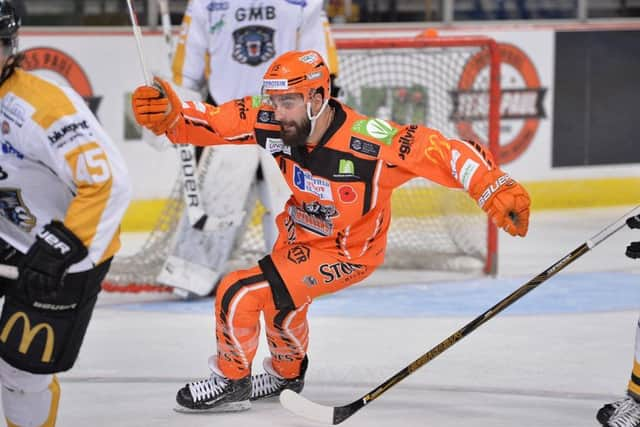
[131,77,181,135]
[470,169,531,237]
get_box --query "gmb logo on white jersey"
[232,25,275,66]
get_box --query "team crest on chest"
[288,201,337,237]
[232,26,275,66]
[0,188,36,232]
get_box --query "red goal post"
[334,35,500,275]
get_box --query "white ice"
[7,206,640,426]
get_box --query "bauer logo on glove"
[18,221,88,303]
[37,229,72,255]
[470,169,531,237]
[477,173,514,208]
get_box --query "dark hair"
[0,1,20,85]
[0,1,19,53]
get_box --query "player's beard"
[280,116,311,147]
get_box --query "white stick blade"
[0,264,18,280]
[280,390,335,424]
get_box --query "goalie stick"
[127,0,212,231]
[156,0,241,232]
[280,206,640,425]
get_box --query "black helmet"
[0,1,19,56]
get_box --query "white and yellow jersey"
[172,0,338,104]
[0,68,131,272]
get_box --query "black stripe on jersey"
[219,274,267,325]
[184,117,216,134]
[254,127,313,168]
[316,99,346,150]
[632,372,640,387]
[259,255,295,310]
[254,128,282,150]
[255,100,378,215]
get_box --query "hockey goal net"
[104,35,500,293]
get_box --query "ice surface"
[8,206,639,426]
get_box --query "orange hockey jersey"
[166,96,497,267]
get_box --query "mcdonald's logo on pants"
[0,311,54,363]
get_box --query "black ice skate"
[250,356,308,401]
[175,359,251,413]
[597,395,640,427]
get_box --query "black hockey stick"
[281,206,640,424]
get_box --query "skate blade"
[250,395,280,402]
[173,400,251,414]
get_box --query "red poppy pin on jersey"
[338,185,357,204]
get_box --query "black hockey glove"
[627,215,640,259]
[19,220,88,302]
[627,241,640,259]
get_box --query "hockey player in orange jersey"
[131,49,531,413]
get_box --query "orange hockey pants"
[215,244,377,380]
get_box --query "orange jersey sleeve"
[376,122,499,195]
[166,95,268,147]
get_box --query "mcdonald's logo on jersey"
[0,311,55,363]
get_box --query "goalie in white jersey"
[171,0,339,256]
[0,2,131,426]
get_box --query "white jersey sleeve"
[297,0,330,69]
[0,69,132,272]
[172,0,209,91]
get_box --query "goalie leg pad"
[0,260,111,374]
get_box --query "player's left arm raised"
[386,125,530,237]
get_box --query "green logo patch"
[351,118,398,145]
[338,159,355,175]
[251,95,264,108]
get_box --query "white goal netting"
[105,36,500,292]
